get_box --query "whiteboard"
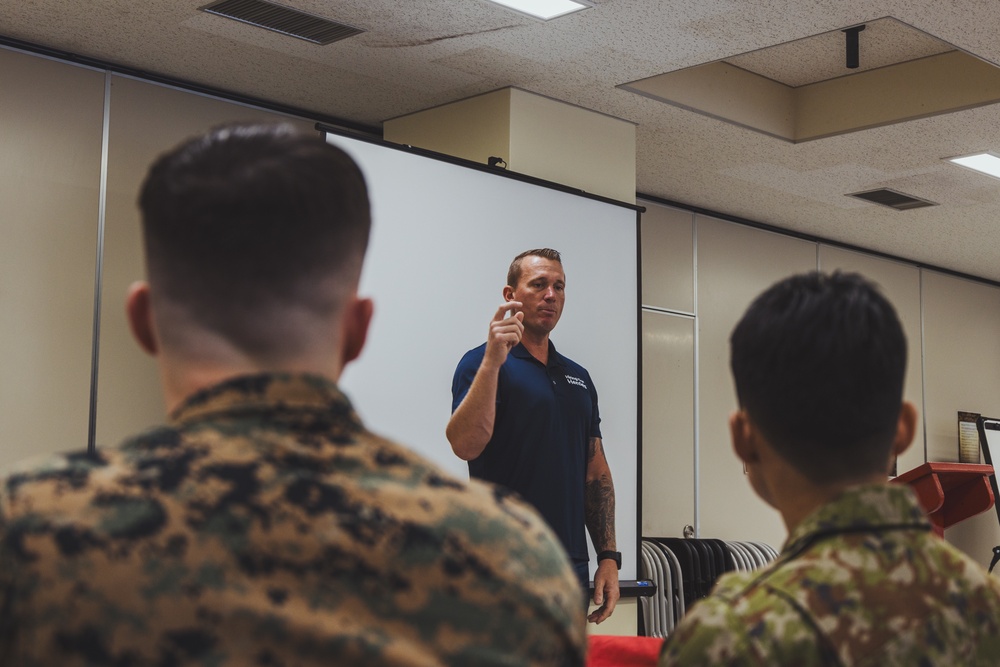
[978,417,1000,528]
[325,131,640,580]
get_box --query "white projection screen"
[325,129,639,580]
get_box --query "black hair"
[729,271,907,482]
[138,123,370,355]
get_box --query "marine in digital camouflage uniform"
[659,483,1000,666]
[0,124,586,666]
[659,271,1000,666]
[0,373,585,666]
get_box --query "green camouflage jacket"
[0,373,586,666]
[659,483,1000,666]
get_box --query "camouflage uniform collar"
[168,372,359,426]
[781,483,931,559]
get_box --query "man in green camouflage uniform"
[660,271,1000,666]
[0,124,586,666]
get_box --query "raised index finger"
[494,301,523,321]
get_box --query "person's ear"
[340,296,373,367]
[890,401,917,460]
[730,409,760,466]
[125,281,158,356]
[502,285,515,302]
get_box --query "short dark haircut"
[138,123,370,355]
[507,248,562,288]
[729,271,907,483]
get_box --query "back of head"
[729,271,907,483]
[138,123,370,358]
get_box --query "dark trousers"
[573,559,591,609]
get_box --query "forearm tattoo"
[585,438,616,552]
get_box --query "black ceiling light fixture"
[842,24,866,69]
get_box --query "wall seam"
[919,268,928,462]
[692,210,700,537]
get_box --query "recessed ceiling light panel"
[948,153,1000,180]
[481,0,593,21]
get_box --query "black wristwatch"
[597,550,622,570]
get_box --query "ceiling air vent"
[847,188,937,211]
[201,0,365,45]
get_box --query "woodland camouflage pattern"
[659,484,1000,666]
[0,374,586,666]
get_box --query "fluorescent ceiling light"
[948,153,1000,180]
[483,0,592,20]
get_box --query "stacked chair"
[639,538,779,638]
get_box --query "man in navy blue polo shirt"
[447,248,621,624]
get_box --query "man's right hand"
[446,301,524,461]
[484,301,523,369]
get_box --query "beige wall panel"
[639,201,694,313]
[921,270,1000,564]
[642,311,695,536]
[944,510,1000,571]
[98,76,312,446]
[818,246,925,475]
[796,51,1000,141]
[508,89,635,204]
[0,49,105,467]
[920,270,1000,463]
[696,216,816,547]
[624,63,795,140]
[383,89,511,166]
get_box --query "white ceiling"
[3,0,1000,281]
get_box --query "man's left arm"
[584,436,619,624]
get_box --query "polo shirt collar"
[510,341,566,368]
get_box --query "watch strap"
[597,550,622,570]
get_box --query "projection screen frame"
[318,123,644,585]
